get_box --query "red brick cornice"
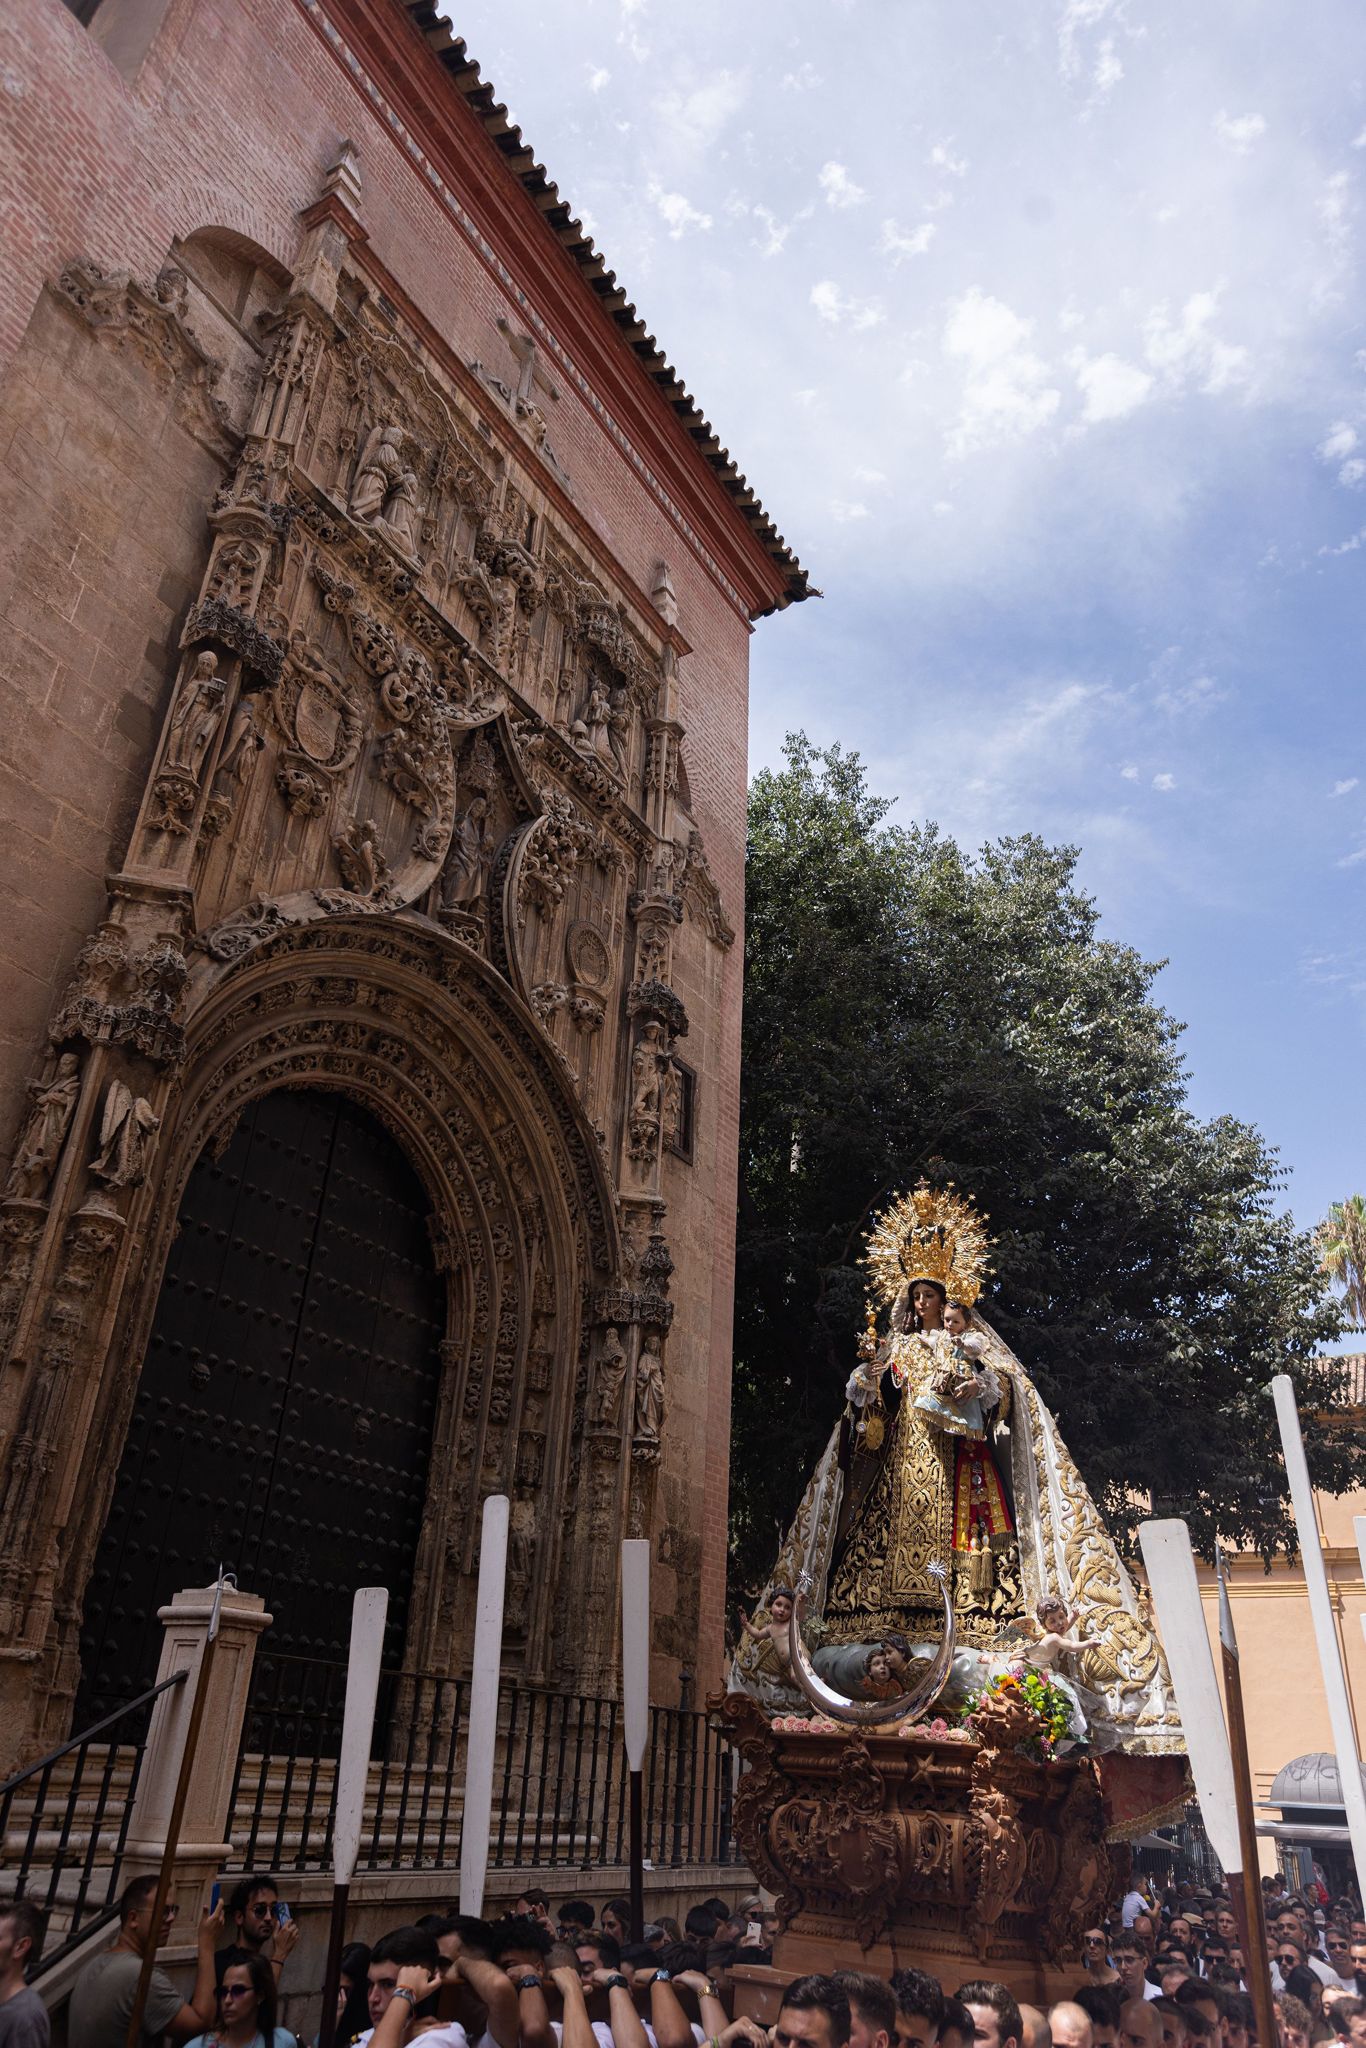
[294,0,810,621]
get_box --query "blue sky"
[454,0,1366,1242]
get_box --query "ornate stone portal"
[719,1689,1113,2006]
[0,146,741,1759]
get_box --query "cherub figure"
[738,1586,795,1677]
[1023,1595,1095,1674]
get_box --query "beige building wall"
[1195,1384,1366,1875]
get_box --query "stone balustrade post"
[120,1583,272,1927]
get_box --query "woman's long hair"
[338,1944,372,2046]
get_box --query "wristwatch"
[515,1978,542,1993]
[651,1972,671,1984]
[605,1975,631,1992]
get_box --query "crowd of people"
[5,1867,1366,2048]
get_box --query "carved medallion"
[566,920,611,990]
[275,640,364,778]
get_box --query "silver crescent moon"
[784,1559,957,1726]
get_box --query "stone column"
[121,1583,273,1924]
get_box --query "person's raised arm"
[550,1962,595,2048]
[590,1970,647,2048]
[374,1966,444,2048]
[633,1970,693,2048]
[164,1904,226,2041]
[503,1961,554,2048]
[452,1955,519,2048]
[673,1972,728,2041]
[269,1915,302,1980]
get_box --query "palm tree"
[1317,1194,1366,1329]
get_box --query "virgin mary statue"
[733,1184,1184,1774]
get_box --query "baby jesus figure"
[915,1299,999,1439]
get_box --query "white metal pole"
[1138,1519,1242,1874]
[1273,1376,1366,1901]
[460,1492,509,1916]
[320,1586,389,2048]
[621,1537,650,1940]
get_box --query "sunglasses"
[222,1987,254,2000]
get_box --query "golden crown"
[863,1180,992,1309]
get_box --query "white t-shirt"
[356,2026,468,2048]
[1122,1890,1148,1927]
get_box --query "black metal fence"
[227,1653,735,1876]
[0,1671,187,1972]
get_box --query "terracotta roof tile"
[400,3,812,609]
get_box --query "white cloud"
[810,279,885,330]
[1332,778,1360,797]
[1338,842,1366,869]
[781,63,821,91]
[1093,39,1123,97]
[1320,421,1359,463]
[831,499,870,523]
[880,218,937,265]
[1317,422,1366,489]
[929,142,969,178]
[854,466,888,486]
[654,69,746,156]
[617,0,649,61]
[1058,0,1116,80]
[1121,763,1140,781]
[1071,350,1154,423]
[819,161,866,209]
[943,288,1061,455]
[750,204,790,258]
[1214,110,1267,152]
[1144,291,1251,394]
[586,64,611,92]
[1153,771,1177,790]
[646,182,712,238]
[1342,459,1366,487]
[1320,527,1366,557]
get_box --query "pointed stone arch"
[62,913,620,1691]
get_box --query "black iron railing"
[0,1671,187,1972]
[227,1654,735,1875]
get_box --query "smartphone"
[275,1902,292,1926]
[210,1884,221,1912]
[746,1921,762,1942]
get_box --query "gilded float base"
[716,1690,1113,2007]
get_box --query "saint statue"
[350,424,404,523]
[441,795,490,909]
[4,1054,81,1202]
[90,1079,160,1191]
[163,652,226,778]
[731,1182,1184,1768]
[591,1326,628,1429]
[633,1341,664,1444]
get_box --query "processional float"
[720,1184,1189,2005]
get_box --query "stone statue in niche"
[163,652,227,778]
[4,1054,81,1203]
[90,1079,160,1191]
[570,679,616,770]
[150,651,227,832]
[633,1340,665,1446]
[591,1326,628,1429]
[630,1020,668,1122]
[205,694,264,829]
[441,795,491,909]
[350,423,405,521]
[350,423,421,557]
[607,686,631,778]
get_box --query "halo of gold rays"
[863,1179,993,1310]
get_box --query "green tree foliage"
[733,735,1352,1597]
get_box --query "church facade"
[0,0,805,1762]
